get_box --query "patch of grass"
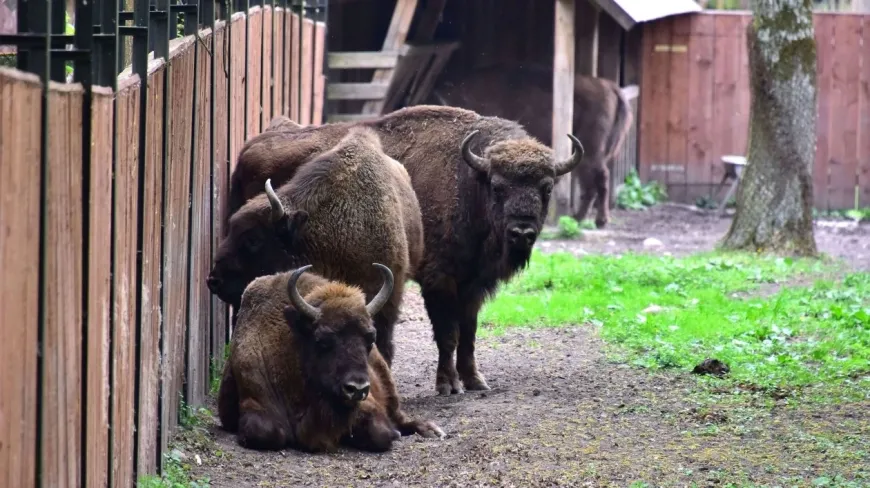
[208,345,231,396]
[557,216,582,238]
[814,207,870,222]
[138,449,211,488]
[616,169,668,210]
[481,250,870,395]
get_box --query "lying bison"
[218,264,444,452]
[207,127,422,366]
[221,105,583,396]
[430,63,632,228]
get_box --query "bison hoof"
[436,377,464,396]
[416,421,446,440]
[461,375,491,392]
[594,217,608,229]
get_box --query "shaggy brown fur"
[264,115,304,133]
[220,104,583,396]
[431,63,633,228]
[218,268,444,452]
[208,127,422,366]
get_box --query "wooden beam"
[551,0,576,222]
[326,83,390,101]
[361,0,419,115]
[411,0,448,43]
[590,4,601,78]
[328,52,400,70]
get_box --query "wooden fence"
[0,4,325,487]
[639,11,870,210]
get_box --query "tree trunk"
[719,0,818,256]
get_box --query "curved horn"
[365,263,395,317]
[265,178,286,222]
[553,134,585,176]
[287,264,321,320]
[460,130,490,174]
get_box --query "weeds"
[481,250,869,397]
[616,170,668,210]
[137,449,211,488]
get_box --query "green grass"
[137,449,211,488]
[480,250,870,395]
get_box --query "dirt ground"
[187,205,870,487]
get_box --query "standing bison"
[431,63,632,228]
[221,105,583,395]
[218,264,444,452]
[207,127,423,366]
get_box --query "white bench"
[716,155,747,215]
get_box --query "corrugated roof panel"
[591,0,703,30]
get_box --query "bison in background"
[430,63,632,228]
[220,105,583,396]
[218,264,444,452]
[207,127,423,366]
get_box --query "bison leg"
[456,296,490,391]
[573,167,597,225]
[237,398,290,451]
[217,362,239,432]
[344,400,400,452]
[422,289,463,395]
[593,166,610,229]
[371,284,402,366]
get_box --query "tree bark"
[719,0,818,256]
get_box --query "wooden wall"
[639,11,870,210]
[0,6,326,487]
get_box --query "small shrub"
[557,216,582,239]
[616,170,667,210]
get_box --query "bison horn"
[265,178,286,223]
[365,263,395,317]
[460,130,490,174]
[553,134,585,176]
[287,264,322,320]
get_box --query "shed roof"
[591,0,702,30]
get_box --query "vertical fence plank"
[188,29,215,406]
[274,7,285,118]
[664,15,691,202]
[42,82,84,488]
[814,14,835,210]
[829,14,862,209]
[300,17,314,125]
[685,14,715,203]
[733,14,751,160]
[859,15,870,208]
[162,39,197,448]
[0,68,41,488]
[290,12,301,122]
[135,65,163,476]
[212,21,229,371]
[262,6,274,127]
[312,20,326,125]
[230,13,247,168]
[638,18,673,183]
[710,14,743,189]
[247,7,263,138]
[113,75,140,488]
[86,85,114,488]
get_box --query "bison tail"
[603,85,633,163]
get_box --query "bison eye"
[244,234,263,253]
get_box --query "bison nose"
[342,381,371,402]
[206,275,221,293]
[508,224,538,247]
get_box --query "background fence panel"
[0,0,328,484]
[0,68,42,488]
[640,11,870,210]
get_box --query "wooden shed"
[324,0,701,215]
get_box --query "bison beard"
[222,105,583,395]
[218,265,444,453]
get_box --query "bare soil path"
[187,205,870,487]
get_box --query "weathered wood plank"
[664,14,691,202]
[247,7,263,138]
[212,21,230,372]
[230,13,247,170]
[0,67,41,488]
[312,21,326,125]
[551,0,575,219]
[814,14,836,210]
[685,14,715,202]
[327,82,390,100]
[273,10,285,119]
[710,14,743,193]
[86,84,114,488]
[828,14,862,209]
[327,51,400,70]
[262,7,274,128]
[300,17,314,125]
[43,81,84,488]
[859,15,870,207]
[361,0,419,114]
[289,12,301,122]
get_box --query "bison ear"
[284,305,314,335]
[274,210,309,250]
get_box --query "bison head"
[206,179,309,308]
[460,130,584,257]
[284,264,394,407]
